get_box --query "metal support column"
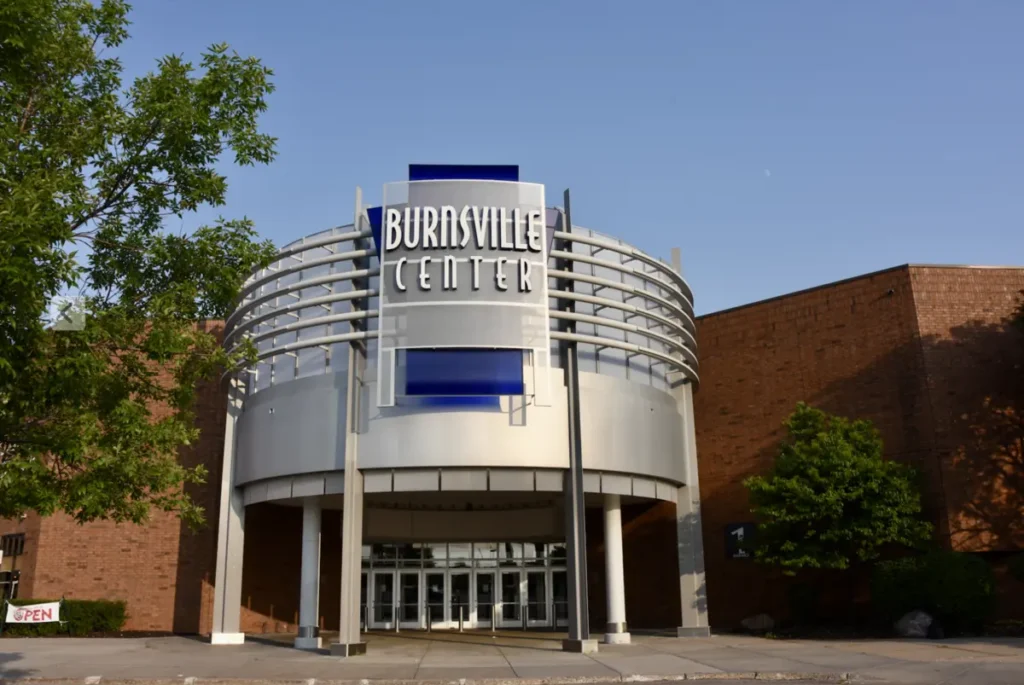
[558,189,598,654]
[670,247,711,638]
[332,187,369,657]
[210,377,246,645]
[294,498,322,650]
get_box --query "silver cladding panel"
[234,368,686,486]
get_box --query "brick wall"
[909,267,1024,552]
[24,322,229,633]
[690,265,1024,628]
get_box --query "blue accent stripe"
[366,206,383,259]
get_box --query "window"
[1,533,25,557]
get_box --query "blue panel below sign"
[406,349,524,396]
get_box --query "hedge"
[1,599,127,636]
[872,550,995,634]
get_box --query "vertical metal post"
[331,187,369,658]
[459,605,464,632]
[491,603,496,632]
[427,605,432,632]
[558,189,596,653]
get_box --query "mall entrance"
[359,542,569,631]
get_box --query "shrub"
[2,599,127,637]
[872,551,995,634]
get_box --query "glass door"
[526,569,549,627]
[425,572,446,629]
[552,570,569,628]
[475,571,496,629]
[371,570,395,629]
[449,571,471,630]
[398,571,421,629]
[499,569,522,628]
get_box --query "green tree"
[744,403,932,574]
[0,0,277,527]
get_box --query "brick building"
[2,263,1022,633]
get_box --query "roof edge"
[699,263,1024,320]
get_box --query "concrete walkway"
[0,631,1022,684]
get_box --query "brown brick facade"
[3,266,1022,634]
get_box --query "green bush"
[872,551,995,634]
[2,599,127,637]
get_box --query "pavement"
[0,630,1022,684]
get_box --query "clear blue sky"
[118,1,1023,315]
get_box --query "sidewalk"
[1,630,1023,684]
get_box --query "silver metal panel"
[656,481,679,503]
[266,479,292,501]
[535,470,563,492]
[579,373,686,484]
[292,474,326,498]
[244,481,268,505]
[362,471,393,493]
[357,371,570,472]
[324,472,346,495]
[632,477,657,500]
[441,469,488,491]
[489,469,534,492]
[393,469,439,492]
[583,473,601,493]
[235,373,347,486]
[602,473,632,496]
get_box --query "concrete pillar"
[603,494,630,644]
[294,498,322,650]
[331,343,367,657]
[675,382,711,637]
[211,377,246,645]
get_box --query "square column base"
[210,632,245,645]
[294,636,322,650]
[562,638,599,654]
[330,641,367,657]
[603,632,631,644]
[677,626,711,638]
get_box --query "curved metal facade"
[225,211,698,497]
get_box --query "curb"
[1,674,855,685]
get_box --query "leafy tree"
[0,0,277,527]
[744,403,932,574]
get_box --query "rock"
[895,610,933,638]
[740,613,775,633]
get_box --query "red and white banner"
[5,601,61,624]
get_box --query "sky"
[116,1,1024,315]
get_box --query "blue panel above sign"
[408,164,519,183]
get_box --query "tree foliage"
[0,0,277,527]
[744,403,932,573]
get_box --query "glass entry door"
[526,570,548,627]
[449,571,470,629]
[499,570,522,628]
[475,572,496,629]
[425,572,445,628]
[371,570,395,629]
[398,571,421,628]
[552,570,568,628]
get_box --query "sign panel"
[376,180,552,407]
[725,522,756,559]
[5,600,61,623]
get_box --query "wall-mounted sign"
[376,179,552,408]
[725,522,755,559]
